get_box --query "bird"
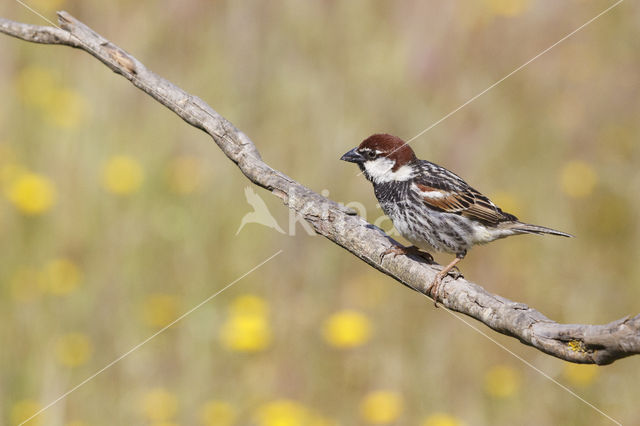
[236,186,285,235]
[340,133,572,305]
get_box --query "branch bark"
[2,12,638,365]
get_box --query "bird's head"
[340,133,417,184]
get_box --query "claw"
[380,246,408,262]
[448,266,463,280]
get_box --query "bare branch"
[2,12,638,365]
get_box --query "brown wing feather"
[414,183,515,225]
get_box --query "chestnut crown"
[340,133,417,171]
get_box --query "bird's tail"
[510,222,574,238]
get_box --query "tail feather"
[510,222,574,238]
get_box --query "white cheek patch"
[363,158,394,182]
[391,165,415,181]
[364,158,414,183]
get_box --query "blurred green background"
[1,0,639,425]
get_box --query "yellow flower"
[44,88,89,129]
[563,363,599,387]
[10,267,44,303]
[219,295,271,352]
[359,391,403,424]
[483,0,530,16]
[422,413,466,426]
[219,313,272,353]
[255,399,310,426]
[102,155,144,195]
[166,155,203,194]
[560,161,598,199]
[142,294,180,327]
[230,294,269,317]
[322,310,372,348]
[200,400,236,426]
[11,399,43,426]
[484,365,521,398]
[6,172,56,215]
[43,258,82,295]
[16,66,88,129]
[55,333,93,367]
[141,388,178,422]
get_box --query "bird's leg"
[430,252,465,307]
[380,244,433,263]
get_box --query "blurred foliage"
[1,0,639,425]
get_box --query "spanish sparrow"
[341,133,572,304]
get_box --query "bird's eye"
[364,150,376,160]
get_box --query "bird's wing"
[413,161,517,225]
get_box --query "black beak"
[340,147,364,163]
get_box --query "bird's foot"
[380,245,433,263]
[429,263,463,308]
[380,246,407,262]
[429,254,464,308]
[447,266,463,280]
